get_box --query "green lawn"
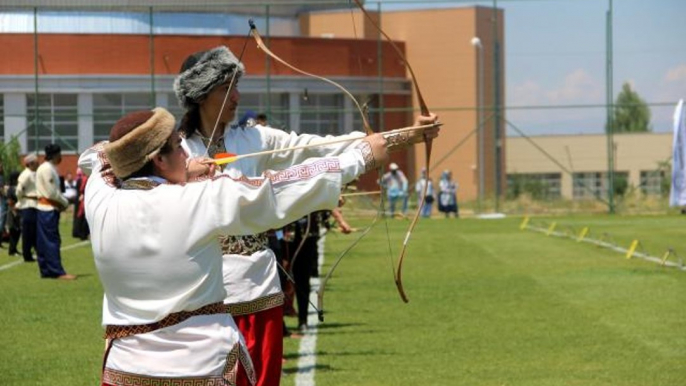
[2,214,685,385]
[282,215,686,386]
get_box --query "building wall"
[304,6,505,200]
[0,33,407,77]
[0,32,413,188]
[506,133,672,198]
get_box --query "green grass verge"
[282,215,686,386]
[2,214,685,385]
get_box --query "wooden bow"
[250,19,383,322]
[351,0,434,303]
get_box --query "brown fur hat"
[104,107,175,179]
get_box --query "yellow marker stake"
[577,227,589,242]
[519,216,530,230]
[546,221,557,236]
[661,250,671,266]
[626,240,639,259]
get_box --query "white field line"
[0,240,91,272]
[294,234,326,386]
[525,225,686,271]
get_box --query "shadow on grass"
[283,349,392,361]
[282,363,334,375]
[315,322,365,330]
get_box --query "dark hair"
[178,106,201,139]
[44,144,61,161]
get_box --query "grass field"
[2,213,685,385]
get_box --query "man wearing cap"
[381,162,409,218]
[16,153,39,262]
[173,45,439,386]
[35,144,74,279]
[78,107,391,385]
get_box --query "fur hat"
[173,46,245,110]
[104,107,176,179]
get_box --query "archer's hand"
[339,223,353,234]
[186,157,216,180]
[414,113,440,142]
[385,113,440,152]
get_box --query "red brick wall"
[0,33,406,77]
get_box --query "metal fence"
[0,0,682,214]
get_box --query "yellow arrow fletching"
[213,152,238,165]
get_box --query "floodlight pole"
[605,0,615,214]
[471,37,485,214]
[492,0,502,213]
[149,6,156,108]
[33,7,39,152]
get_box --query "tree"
[606,82,652,134]
[0,136,22,180]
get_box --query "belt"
[104,302,227,340]
[38,197,61,207]
[219,232,269,256]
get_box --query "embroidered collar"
[120,176,166,191]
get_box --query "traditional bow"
[351,0,434,303]
[247,15,436,318]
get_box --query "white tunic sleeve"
[250,125,366,172]
[187,150,366,238]
[82,144,368,243]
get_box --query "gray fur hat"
[173,46,245,110]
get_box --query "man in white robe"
[80,107,390,385]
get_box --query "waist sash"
[104,302,227,340]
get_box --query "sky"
[375,0,686,136]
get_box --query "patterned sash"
[104,302,227,340]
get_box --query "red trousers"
[236,305,284,386]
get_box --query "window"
[26,93,78,152]
[301,93,343,136]
[573,171,628,199]
[93,93,152,142]
[506,173,561,199]
[238,93,289,130]
[640,170,665,196]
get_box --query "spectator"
[415,167,435,218]
[381,162,409,218]
[5,171,21,256]
[438,170,459,218]
[36,144,75,280]
[63,172,78,204]
[16,153,39,262]
[256,113,269,126]
[71,168,90,240]
[0,163,6,248]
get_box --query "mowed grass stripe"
[1,215,684,385]
[299,217,685,386]
[0,220,103,386]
